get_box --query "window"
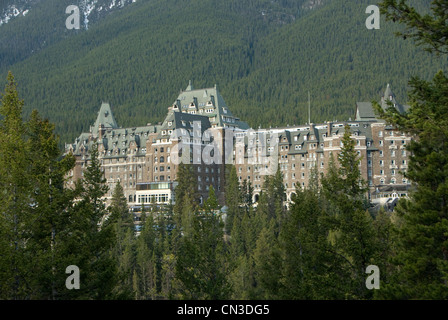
[379,131,383,137]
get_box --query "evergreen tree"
[175,187,230,299]
[253,220,282,299]
[173,163,200,240]
[25,110,76,299]
[279,173,343,299]
[224,165,241,234]
[320,126,378,299]
[0,72,34,299]
[373,0,448,299]
[109,181,135,299]
[61,143,118,299]
[135,212,157,299]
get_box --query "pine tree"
[373,0,448,299]
[25,110,76,299]
[320,126,378,299]
[224,165,241,234]
[109,181,135,299]
[175,187,230,299]
[279,173,344,299]
[0,72,33,299]
[173,163,200,241]
[135,212,157,299]
[253,220,282,299]
[61,143,118,299]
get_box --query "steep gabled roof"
[173,81,249,129]
[92,102,119,134]
[355,84,410,121]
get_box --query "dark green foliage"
[175,186,230,299]
[60,143,119,299]
[380,0,448,54]
[224,165,242,234]
[370,0,448,299]
[109,181,136,299]
[373,72,448,299]
[320,126,379,299]
[279,181,343,299]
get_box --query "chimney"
[99,124,105,140]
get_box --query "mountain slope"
[1,0,446,145]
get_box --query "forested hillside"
[1,0,445,145]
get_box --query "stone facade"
[65,82,412,208]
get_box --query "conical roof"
[92,102,119,134]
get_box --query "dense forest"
[0,73,393,299]
[1,0,446,146]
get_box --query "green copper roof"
[92,102,119,134]
[355,84,410,121]
[173,81,249,129]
